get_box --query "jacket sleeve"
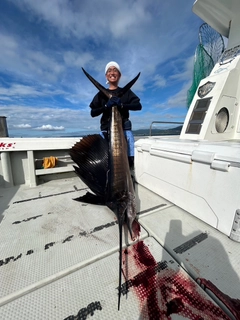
[121,89,142,111]
[90,105,106,117]
[122,102,142,111]
[90,92,106,117]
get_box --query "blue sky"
[0,0,203,137]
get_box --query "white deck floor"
[0,177,239,319]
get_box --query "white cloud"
[0,96,12,101]
[63,51,94,68]
[0,33,65,83]
[0,0,203,136]
[0,84,42,96]
[152,75,167,88]
[1,1,199,89]
[0,104,100,132]
[35,124,65,131]
[170,56,195,82]
[167,82,192,108]
[13,124,32,128]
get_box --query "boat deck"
[0,177,239,319]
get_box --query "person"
[89,61,142,170]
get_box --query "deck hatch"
[173,232,208,254]
[185,97,212,134]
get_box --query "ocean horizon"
[6,125,182,139]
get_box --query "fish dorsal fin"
[69,134,108,198]
[82,68,140,99]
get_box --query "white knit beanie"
[105,61,121,74]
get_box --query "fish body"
[108,105,136,238]
[108,105,137,310]
[69,69,140,310]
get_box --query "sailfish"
[69,68,141,310]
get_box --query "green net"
[187,23,225,108]
[187,44,214,108]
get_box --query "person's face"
[106,67,121,85]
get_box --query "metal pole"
[0,116,9,137]
[1,152,13,187]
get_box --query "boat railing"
[149,121,183,136]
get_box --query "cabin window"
[185,97,212,134]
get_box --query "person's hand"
[105,96,122,108]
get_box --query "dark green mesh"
[187,44,214,108]
[187,23,225,108]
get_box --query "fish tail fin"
[118,220,123,311]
